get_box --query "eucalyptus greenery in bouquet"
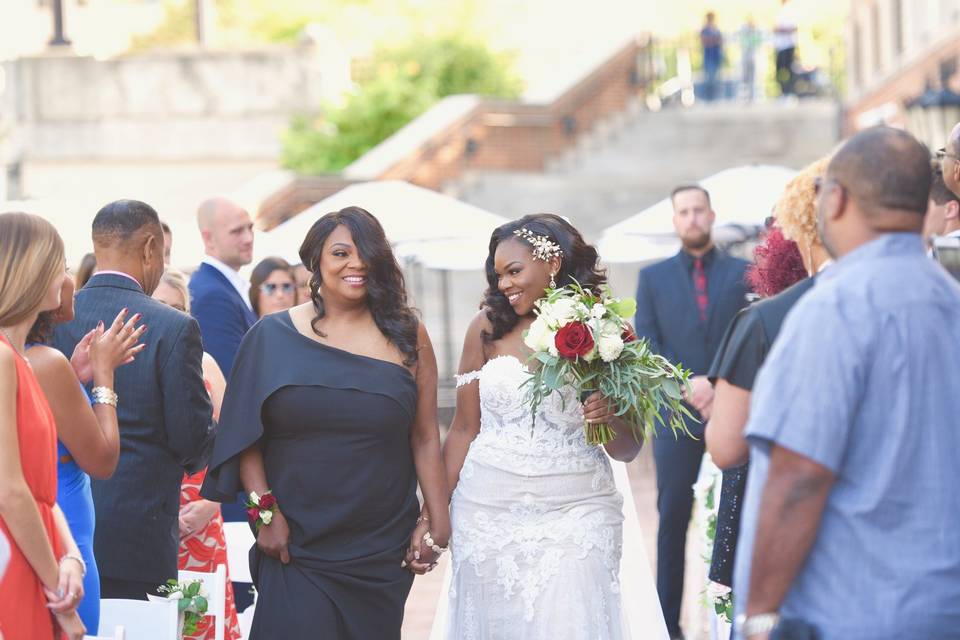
[521,281,694,445]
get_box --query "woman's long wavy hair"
[483,214,606,342]
[298,206,420,366]
[0,212,65,328]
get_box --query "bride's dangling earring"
[550,272,557,289]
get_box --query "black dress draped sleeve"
[201,312,420,639]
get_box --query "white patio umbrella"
[597,165,797,264]
[254,180,508,265]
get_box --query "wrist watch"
[737,613,781,637]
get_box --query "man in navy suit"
[54,200,214,599]
[634,185,750,639]
[188,197,256,378]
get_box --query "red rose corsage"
[245,490,278,531]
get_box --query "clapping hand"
[71,308,146,383]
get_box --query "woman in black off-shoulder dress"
[202,207,450,639]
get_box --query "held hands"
[71,309,146,383]
[256,509,291,565]
[179,499,220,540]
[43,557,84,614]
[404,513,450,575]
[52,610,86,640]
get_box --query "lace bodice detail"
[457,355,601,468]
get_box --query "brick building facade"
[845,0,960,145]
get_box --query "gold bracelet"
[90,386,118,407]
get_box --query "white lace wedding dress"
[439,355,667,640]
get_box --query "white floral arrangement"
[153,578,209,637]
[521,281,693,444]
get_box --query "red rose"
[259,493,277,510]
[246,507,260,523]
[622,328,637,342]
[555,322,595,359]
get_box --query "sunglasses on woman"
[260,282,295,296]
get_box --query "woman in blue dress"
[26,272,145,633]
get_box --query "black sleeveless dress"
[201,311,419,639]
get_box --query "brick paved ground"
[401,444,710,639]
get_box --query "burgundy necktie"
[693,257,708,322]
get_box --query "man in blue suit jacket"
[188,197,256,378]
[54,200,214,599]
[634,185,750,639]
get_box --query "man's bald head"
[948,122,960,156]
[828,126,931,216]
[941,122,960,197]
[196,197,254,270]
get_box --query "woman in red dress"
[153,269,242,640]
[0,213,86,640]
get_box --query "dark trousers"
[776,47,796,95]
[100,577,162,600]
[653,432,705,637]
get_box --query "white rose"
[597,333,624,362]
[168,591,184,601]
[590,303,606,319]
[541,298,578,329]
[707,581,732,599]
[524,317,558,356]
[260,509,273,525]
[248,491,260,504]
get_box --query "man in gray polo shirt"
[734,127,960,640]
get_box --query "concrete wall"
[2,44,347,161]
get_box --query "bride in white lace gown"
[424,215,667,640]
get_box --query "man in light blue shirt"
[734,127,960,640]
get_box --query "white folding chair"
[222,521,255,584]
[99,599,177,640]
[179,564,227,640]
[83,625,125,640]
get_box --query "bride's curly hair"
[482,214,606,342]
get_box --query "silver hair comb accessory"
[513,228,564,262]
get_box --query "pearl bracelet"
[422,531,448,556]
[91,386,118,407]
[60,553,87,577]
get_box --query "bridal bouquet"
[521,282,693,445]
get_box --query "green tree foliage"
[281,35,523,174]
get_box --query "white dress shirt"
[202,255,253,311]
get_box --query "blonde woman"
[0,213,90,639]
[153,269,242,640]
